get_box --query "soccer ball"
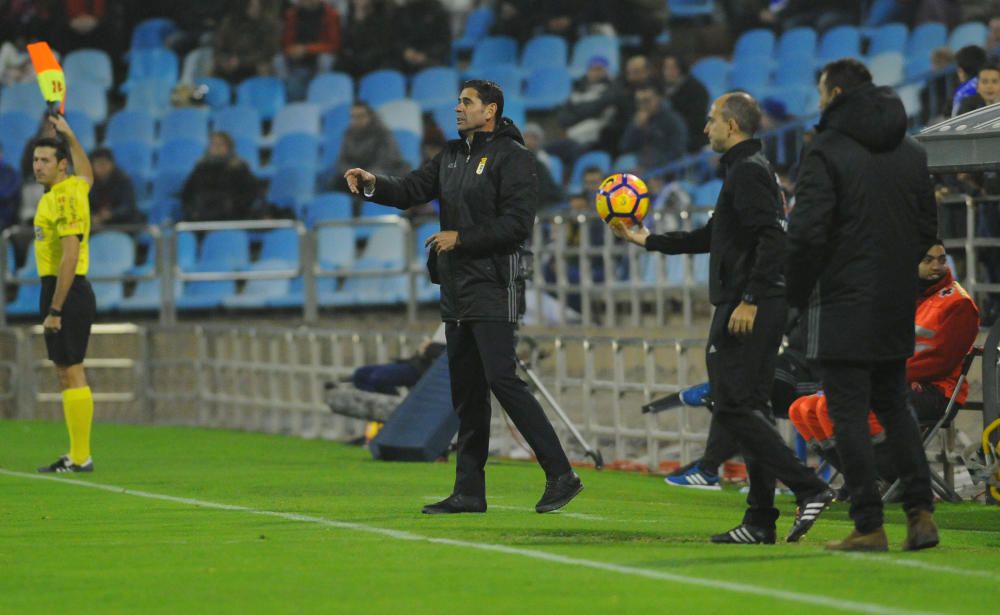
[595,173,650,227]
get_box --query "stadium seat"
[906,22,947,58]
[328,225,406,306]
[123,48,179,92]
[611,153,638,174]
[896,83,922,119]
[776,27,818,66]
[414,221,440,257]
[64,48,113,92]
[118,278,182,312]
[181,47,214,85]
[321,133,343,170]
[317,226,356,271]
[866,22,908,56]
[772,55,816,88]
[868,52,905,87]
[322,103,351,141]
[468,36,519,74]
[307,71,354,112]
[503,95,526,127]
[728,59,770,99]
[71,81,108,124]
[568,150,612,191]
[236,76,287,121]
[473,64,522,97]
[194,229,250,271]
[233,136,261,175]
[146,198,181,225]
[125,78,174,118]
[733,28,775,61]
[223,266,296,309]
[151,169,188,201]
[545,155,564,184]
[668,0,715,19]
[211,106,262,145]
[176,276,237,311]
[948,21,988,51]
[690,57,730,101]
[174,230,197,270]
[130,17,176,50]
[6,282,41,317]
[569,34,619,79]
[521,35,568,72]
[764,86,812,117]
[817,25,862,65]
[267,165,317,209]
[431,103,457,137]
[0,82,45,117]
[0,111,37,163]
[270,133,320,171]
[256,228,300,266]
[410,67,460,111]
[105,110,156,146]
[110,140,154,195]
[89,231,136,274]
[63,111,96,153]
[392,129,421,170]
[904,52,933,81]
[160,107,209,145]
[523,67,572,111]
[305,192,352,227]
[453,7,495,56]
[195,77,232,109]
[377,99,423,135]
[268,102,321,145]
[358,69,406,107]
[158,138,204,175]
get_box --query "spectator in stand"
[213,0,280,84]
[60,0,124,57]
[552,56,615,166]
[89,148,141,227]
[490,0,534,43]
[521,123,564,210]
[181,132,259,222]
[601,55,658,158]
[281,0,341,101]
[920,47,955,125]
[328,102,409,191]
[988,16,1000,55]
[951,45,987,117]
[619,84,687,172]
[0,143,20,231]
[162,0,227,58]
[604,0,668,51]
[339,0,397,78]
[957,59,1000,115]
[394,0,451,74]
[662,54,709,153]
[759,0,861,33]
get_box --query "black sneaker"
[421,494,487,514]
[535,471,583,513]
[38,455,93,473]
[710,523,776,544]
[786,488,837,542]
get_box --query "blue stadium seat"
[0,111,37,163]
[545,155,563,184]
[123,48,179,92]
[105,110,156,146]
[896,83,922,119]
[69,81,108,124]
[195,229,250,271]
[358,69,406,107]
[110,140,154,195]
[468,36,519,74]
[693,179,723,207]
[948,21,988,50]
[146,198,181,225]
[63,111,95,152]
[176,277,237,311]
[270,133,320,170]
[503,97,525,127]
[453,7,495,56]
[772,55,816,88]
[411,67,460,110]
[322,103,351,141]
[305,192,352,227]
[612,153,638,174]
[321,133,343,170]
[256,228,300,266]
[818,25,862,65]
[159,107,209,145]
[317,226,356,271]
[130,17,176,50]
[125,78,174,118]
[0,82,45,117]
[728,59,770,98]
[866,22,908,56]
[733,28,775,61]
[118,278,182,313]
[521,35,568,72]
[568,150,612,191]
[392,129,421,170]
[764,86,812,117]
[473,64,522,97]
[668,0,715,19]
[307,71,354,112]
[693,253,709,287]
[64,48,113,92]
[223,259,296,309]
[152,169,188,201]
[211,106,262,145]
[431,103,457,137]
[868,52,905,87]
[195,77,232,109]
[523,67,571,111]
[377,99,423,135]
[158,138,204,174]
[236,76,287,121]
[906,22,946,58]
[6,282,41,317]
[233,136,261,175]
[904,52,932,81]
[174,231,197,270]
[776,27,818,66]
[690,57,730,101]
[569,34,619,79]
[267,165,316,209]
[89,231,136,274]
[269,102,321,144]
[328,225,406,306]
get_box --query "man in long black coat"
[788,59,939,552]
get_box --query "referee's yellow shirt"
[33,175,90,277]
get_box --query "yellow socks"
[63,386,93,465]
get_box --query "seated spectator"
[328,102,409,190]
[989,16,1000,55]
[181,132,259,222]
[0,143,19,231]
[60,0,123,57]
[759,0,860,34]
[618,84,687,172]
[788,241,979,479]
[213,0,280,84]
[554,56,615,158]
[352,324,446,395]
[521,122,564,210]
[280,0,341,101]
[394,0,450,74]
[600,55,658,157]
[957,60,1000,115]
[951,45,987,117]
[661,54,709,153]
[90,148,141,227]
[339,0,397,78]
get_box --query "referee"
[33,114,98,474]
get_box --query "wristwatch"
[48,307,62,317]
[741,292,757,305]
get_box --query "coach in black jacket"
[614,93,833,545]
[788,59,939,552]
[344,80,581,515]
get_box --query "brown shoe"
[902,509,939,551]
[825,527,889,552]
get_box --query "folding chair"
[882,345,982,503]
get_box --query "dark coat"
[644,139,785,306]
[787,84,938,361]
[367,118,536,323]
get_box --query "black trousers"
[446,320,572,498]
[820,360,934,533]
[707,298,828,528]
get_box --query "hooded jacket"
[366,118,536,322]
[787,84,938,361]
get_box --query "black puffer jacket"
[787,84,938,361]
[366,118,536,322]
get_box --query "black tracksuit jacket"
[365,118,536,322]
[644,138,786,306]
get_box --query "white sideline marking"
[1,470,943,615]
[833,552,1000,581]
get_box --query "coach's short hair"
[821,58,873,93]
[461,79,505,120]
[720,93,762,136]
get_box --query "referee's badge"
[476,157,487,175]
[34,226,43,240]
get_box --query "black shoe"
[710,523,776,544]
[786,488,837,542]
[421,494,487,514]
[38,455,93,473]
[535,471,583,513]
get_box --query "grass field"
[1,420,998,614]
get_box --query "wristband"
[48,307,62,317]
[741,292,757,305]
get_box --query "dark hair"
[33,137,69,162]
[90,147,114,162]
[662,53,688,75]
[720,92,762,136]
[980,59,1000,75]
[820,58,873,94]
[956,45,987,77]
[461,79,504,120]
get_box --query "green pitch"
[1,421,997,614]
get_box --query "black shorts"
[40,275,96,366]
